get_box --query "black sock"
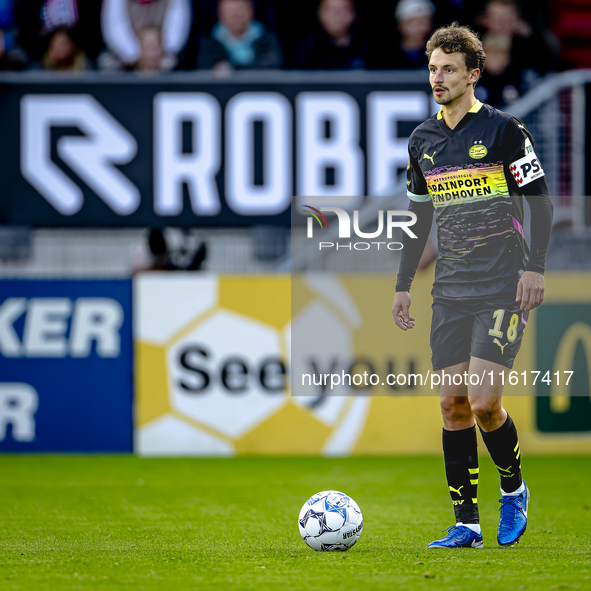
[479,414,522,494]
[443,426,479,524]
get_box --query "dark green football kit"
[396,100,553,370]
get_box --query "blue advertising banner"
[0,280,132,452]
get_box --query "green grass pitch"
[1,456,590,590]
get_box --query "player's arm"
[518,179,553,311]
[392,150,434,330]
[505,118,554,311]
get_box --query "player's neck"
[441,92,478,130]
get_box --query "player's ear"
[469,68,480,85]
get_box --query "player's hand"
[392,291,415,331]
[516,271,545,311]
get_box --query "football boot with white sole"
[428,525,484,549]
[498,481,529,547]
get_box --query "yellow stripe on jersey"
[436,100,482,121]
[469,100,483,113]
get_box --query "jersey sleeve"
[407,148,430,202]
[504,118,547,193]
[524,194,553,274]
[502,118,553,272]
[396,199,434,292]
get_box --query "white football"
[298,490,364,551]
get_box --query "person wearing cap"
[373,0,436,69]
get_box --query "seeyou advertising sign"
[0,280,133,452]
[134,273,591,457]
[135,273,292,456]
[0,71,433,226]
[134,273,378,456]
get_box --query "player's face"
[429,48,479,106]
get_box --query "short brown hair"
[426,22,486,74]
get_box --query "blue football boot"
[498,481,529,547]
[428,525,484,549]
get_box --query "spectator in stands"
[475,34,523,107]
[475,0,556,75]
[293,0,372,69]
[373,0,435,69]
[193,0,277,40]
[99,0,192,71]
[0,0,28,70]
[431,0,486,31]
[132,27,174,71]
[394,0,434,68]
[17,0,103,66]
[41,26,89,71]
[197,0,282,70]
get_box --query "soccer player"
[391,23,553,548]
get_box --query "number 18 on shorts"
[430,296,529,371]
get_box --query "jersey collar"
[436,100,484,137]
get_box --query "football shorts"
[430,294,529,371]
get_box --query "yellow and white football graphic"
[134,273,370,456]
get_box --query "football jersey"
[407,100,546,298]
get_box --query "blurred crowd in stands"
[0,0,589,105]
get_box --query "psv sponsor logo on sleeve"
[509,138,545,186]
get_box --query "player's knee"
[440,396,471,421]
[469,397,499,424]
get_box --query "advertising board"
[0,280,133,452]
[135,273,591,456]
[0,71,431,226]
